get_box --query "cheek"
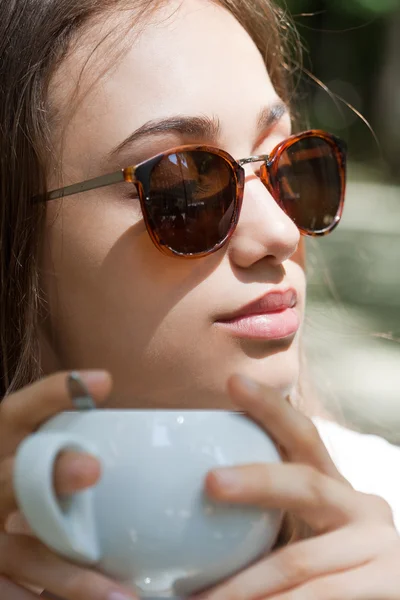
[39,197,147,343]
[41,192,144,282]
[39,196,220,353]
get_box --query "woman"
[1,0,400,599]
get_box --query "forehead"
[49,0,282,178]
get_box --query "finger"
[206,463,390,532]
[0,576,40,599]
[228,375,348,483]
[0,533,137,600]
[263,550,400,600]
[193,524,399,600]
[53,451,102,495]
[0,452,101,527]
[0,371,111,456]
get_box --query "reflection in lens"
[146,151,236,254]
[275,137,342,233]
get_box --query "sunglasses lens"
[146,151,237,255]
[274,136,344,233]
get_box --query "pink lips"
[216,289,300,340]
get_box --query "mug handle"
[13,432,101,564]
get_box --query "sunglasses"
[44,129,347,258]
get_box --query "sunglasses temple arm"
[46,170,127,201]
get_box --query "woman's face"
[40,0,306,409]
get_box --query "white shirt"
[314,417,400,532]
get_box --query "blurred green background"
[281,1,400,441]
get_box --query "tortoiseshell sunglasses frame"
[42,129,347,258]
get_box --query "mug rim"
[61,409,247,415]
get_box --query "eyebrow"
[107,101,288,162]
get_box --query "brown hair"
[0,0,300,398]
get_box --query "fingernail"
[79,370,110,386]
[236,374,261,394]
[108,591,136,600]
[212,468,242,491]
[67,371,104,410]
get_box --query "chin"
[227,337,301,398]
[106,332,301,410]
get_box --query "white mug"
[14,410,283,598]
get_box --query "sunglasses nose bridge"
[237,155,275,197]
[237,154,269,167]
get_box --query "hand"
[0,372,136,600]
[197,374,400,600]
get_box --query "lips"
[215,289,299,341]
[218,289,297,322]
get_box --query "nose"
[228,171,301,269]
